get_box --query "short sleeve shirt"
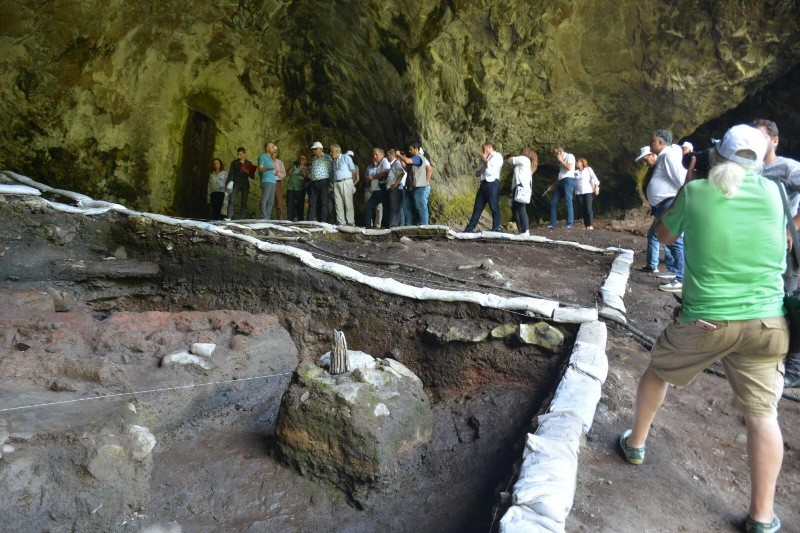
[557,153,576,180]
[258,153,276,184]
[662,171,785,321]
[310,154,333,181]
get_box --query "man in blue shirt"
[329,144,357,225]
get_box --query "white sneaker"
[659,280,683,292]
[657,272,677,279]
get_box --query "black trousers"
[577,193,594,227]
[464,180,501,232]
[209,191,225,220]
[227,180,250,219]
[307,179,330,222]
[512,200,529,234]
[287,189,305,221]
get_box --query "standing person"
[258,142,277,220]
[463,142,503,233]
[638,146,676,278]
[619,125,786,533]
[546,145,577,229]
[396,142,432,225]
[226,147,257,219]
[752,118,800,389]
[307,141,332,222]
[329,144,357,225]
[386,148,407,227]
[647,129,687,292]
[507,148,536,235]
[575,157,600,230]
[207,157,227,220]
[286,153,309,222]
[680,141,694,155]
[271,144,287,220]
[364,148,391,228]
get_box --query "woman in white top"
[507,147,537,234]
[207,158,228,220]
[575,157,600,229]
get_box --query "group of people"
[623,121,800,533]
[462,143,601,235]
[207,141,432,227]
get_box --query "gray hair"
[330,144,341,153]
[653,129,673,145]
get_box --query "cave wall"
[1,1,799,218]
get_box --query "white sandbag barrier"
[1,171,605,322]
[501,320,608,533]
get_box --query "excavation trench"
[0,200,588,532]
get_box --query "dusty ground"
[0,195,798,532]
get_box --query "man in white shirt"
[463,142,503,232]
[647,129,686,292]
[547,145,577,228]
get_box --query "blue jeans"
[403,185,430,225]
[648,197,684,281]
[464,180,501,232]
[260,181,276,219]
[549,177,576,226]
[647,225,676,271]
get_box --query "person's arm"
[226,163,236,185]
[665,149,686,189]
[557,154,574,171]
[475,161,486,177]
[258,156,274,173]
[275,160,286,180]
[655,186,687,245]
[425,163,432,184]
[396,152,414,165]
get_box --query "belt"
[334,177,352,182]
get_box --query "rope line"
[0,371,294,413]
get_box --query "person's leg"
[519,202,529,234]
[364,189,378,227]
[210,192,224,220]
[627,367,669,448]
[379,188,391,228]
[344,180,355,225]
[668,235,684,282]
[464,183,488,232]
[261,182,275,220]
[240,182,250,219]
[321,180,331,222]
[585,193,594,227]
[403,189,415,225]
[745,415,783,523]
[646,218,660,269]
[389,188,403,227]
[333,181,346,225]
[564,177,576,226]
[375,201,383,228]
[275,181,285,219]
[228,183,241,219]
[512,201,522,233]
[307,182,319,221]
[286,190,297,221]
[487,180,501,231]
[549,181,562,227]
[418,185,430,225]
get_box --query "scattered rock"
[113,246,128,260]
[88,444,129,482]
[457,263,479,270]
[425,325,488,343]
[46,287,75,312]
[139,521,182,533]
[480,258,495,269]
[161,351,213,370]
[128,425,156,461]
[491,324,517,339]
[374,403,390,417]
[518,322,565,351]
[483,270,503,280]
[399,236,412,243]
[2,444,14,454]
[190,342,216,357]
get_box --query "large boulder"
[275,358,433,505]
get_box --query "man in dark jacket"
[226,147,256,219]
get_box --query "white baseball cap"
[345,150,354,157]
[714,124,767,168]
[681,141,694,151]
[310,141,323,150]
[634,146,652,162]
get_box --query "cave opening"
[175,110,216,218]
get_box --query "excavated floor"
[0,199,616,532]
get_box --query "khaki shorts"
[649,316,787,417]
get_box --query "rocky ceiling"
[1,0,799,219]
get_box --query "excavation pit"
[0,197,614,531]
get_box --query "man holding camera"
[753,119,800,390]
[546,146,576,229]
[646,129,686,292]
[621,124,787,533]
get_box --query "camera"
[681,148,712,178]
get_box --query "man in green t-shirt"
[619,125,788,533]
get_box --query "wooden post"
[329,330,350,375]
